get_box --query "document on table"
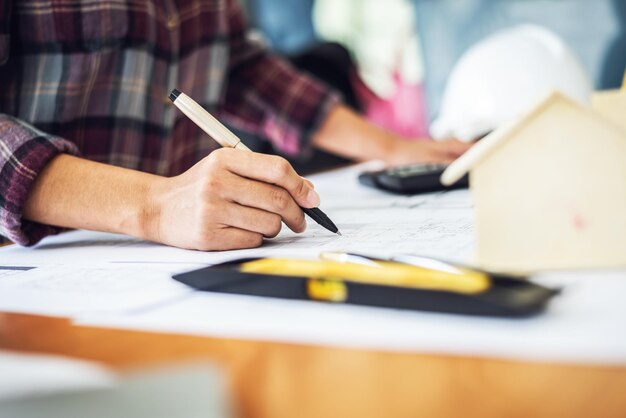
[81,269,626,366]
[0,215,474,265]
[257,215,474,261]
[0,263,198,317]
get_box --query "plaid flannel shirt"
[0,0,340,246]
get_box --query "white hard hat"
[430,24,593,142]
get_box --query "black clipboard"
[173,258,559,318]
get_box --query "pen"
[169,89,341,236]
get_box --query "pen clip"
[391,254,463,275]
[322,251,473,277]
[392,254,529,282]
[319,251,382,267]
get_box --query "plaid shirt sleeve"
[0,115,79,246]
[218,0,341,158]
[1,1,80,246]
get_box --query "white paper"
[257,214,474,262]
[0,230,239,265]
[0,263,197,317]
[0,266,35,278]
[81,269,626,366]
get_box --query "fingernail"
[306,189,320,207]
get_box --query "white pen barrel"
[174,93,243,149]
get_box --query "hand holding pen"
[159,89,339,251]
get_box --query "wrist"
[377,131,403,163]
[124,173,166,243]
[314,104,403,162]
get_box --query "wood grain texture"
[1,312,625,418]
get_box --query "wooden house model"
[441,91,626,272]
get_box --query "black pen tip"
[169,88,181,103]
[336,231,342,236]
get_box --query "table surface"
[1,312,625,418]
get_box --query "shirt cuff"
[262,88,343,161]
[0,117,79,246]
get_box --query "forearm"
[312,104,472,165]
[22,154,159,240]
[312,104,397,161]
[20,150,321,251]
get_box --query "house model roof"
[440,90,626,185]
[592,89,626,132]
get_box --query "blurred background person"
[240,0,361,172]
[244,0,626,148]
[242,0,432,173]
[314,0,429,140]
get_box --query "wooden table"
[1,312,625,418]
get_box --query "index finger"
[218,149,321,208]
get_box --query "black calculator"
[358,163,469,195]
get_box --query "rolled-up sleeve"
[218,0,341,158]
[0,115,79,245]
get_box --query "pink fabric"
[354,72,430,139]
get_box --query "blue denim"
[414,0,626,121]
[244,0,317,54]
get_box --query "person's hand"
[147,148,320,251]
[312,105,472,165]
[383,138,472,165]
